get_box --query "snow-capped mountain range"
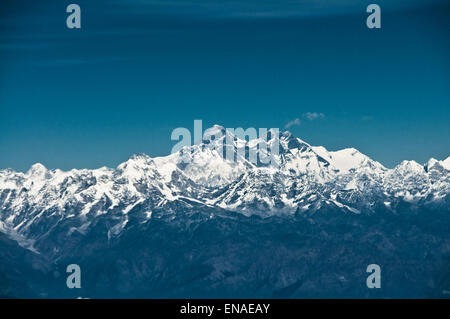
[0,125,449,298]
[0,125,448,252]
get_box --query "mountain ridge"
[0,127,449,298]
[0,127,449,252]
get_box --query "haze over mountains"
[0,126,449,298]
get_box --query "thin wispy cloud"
[31,56,130,68]
[111,0,446,19]
[284,118,301,129]
[302,112,325,121]
[285,112,325,129]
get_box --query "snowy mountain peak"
[202,125,227,141]
[26,163,48,177]
[127,153,152,161]
[311,146,385,174]
[279,131,310,152]
[442,157,450,170]
[425,157,450,172]
[395,160,425,174]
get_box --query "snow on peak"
[330,148,385,172]
[279,131,310,151]
[204,124,226,137]
[116,154,158,182]
[426,158,439,168]
[394,160,425,174]
[26,163,49,179]
[119,154,154,169]
[442,157,450,170]
[127,153,152,162]
[311,146,384,173]
[425,157,450,172]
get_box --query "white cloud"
[284,118,301,129]
[302,112,325,121]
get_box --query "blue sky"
[0,0,449,170]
